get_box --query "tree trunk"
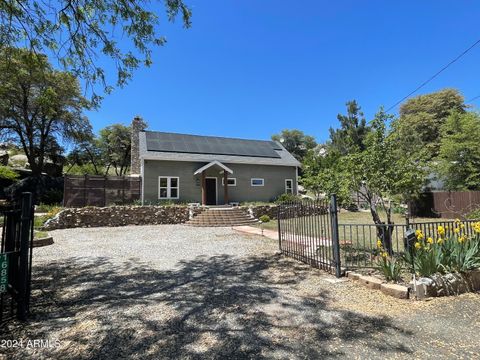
[370,204,394,255]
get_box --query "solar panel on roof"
[145,132,281,158]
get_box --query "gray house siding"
[143,160,297,204]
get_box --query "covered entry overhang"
[194,161,233,205]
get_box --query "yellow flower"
[437,225,445,236]
[414,242,422,250]
[427,237,433,244]
[473,222,480,234]
[437,238,443,245]
[381,251,388,258]
[376,240,382,248]
[415,229,424,240]
[455,218,461,224]
[454,227,460,234]
[460,223,465,229]
[458,235,467,243]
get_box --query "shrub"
[0,166,19,181]
[467,208,480,220]
[274,193,301,203]
[259,215,270,223]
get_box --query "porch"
[194,161,233,206]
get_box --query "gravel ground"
[1,224,480,359]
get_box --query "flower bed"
[355,219,480,299]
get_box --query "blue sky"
[85,0,480,143]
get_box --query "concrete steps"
[186,208,259,227]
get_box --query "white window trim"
[285,179,293,194]
[222,177,237,187]
[158,176,180,199]
[251,178,264,187]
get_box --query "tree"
[301,146,351,203]
[391,88,466,160]
[437,111,480,190]
[99,124,131,176]
[0,48,92,175]
[66,136,105,175]
[271,129,317,162]
[342,109,426,251]
[0,0,192,104]
[328,100,370,156]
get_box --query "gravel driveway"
[1,225,480,359]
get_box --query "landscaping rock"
[33,236,54,247]
[358,275,383,290]
[380,283,409,299]
[410,277,435,299]
[346,271,361,280]
[466,269,480,291]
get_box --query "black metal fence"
[277,196,480,274]
[0,193,34,323]
[277,196,342,277]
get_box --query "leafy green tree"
[343,109,426,250]
[0,48,92,175]
[65,136,105,175]
[0,0,191,104]
[391,88,466,160]
[271,129,317,162]
[328,100,370,156]
[99,124,132,176]
[301,147,351,203]
[437,111,480,190]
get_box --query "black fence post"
[330,194,342,277]
[17,192,33,321]
[277,204,282,251]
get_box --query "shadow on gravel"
[2,254,413,359]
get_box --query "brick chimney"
[130,116,147,175]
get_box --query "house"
[130,117,301,205]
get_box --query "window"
[251,178,264,187]
[285,179,293,194]
[222,178,237,186]
[158,176,179,199]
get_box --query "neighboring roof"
[139,131,301,167]
[194,161,233,175]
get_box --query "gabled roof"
[139,131,301,167]
[194,161,233,175]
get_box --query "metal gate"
[277,195,342,277]
[0,193,34,323]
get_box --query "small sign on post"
[0,253,9,293]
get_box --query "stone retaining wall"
[44,206,205,230]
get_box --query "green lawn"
[256,211,445,256]
[257,210,437,232]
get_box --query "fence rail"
[63,175,141,207]
[278,196,480,273]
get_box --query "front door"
[205,178,217,205]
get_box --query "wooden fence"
[409,191,480,219]
[63,175,141,208]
